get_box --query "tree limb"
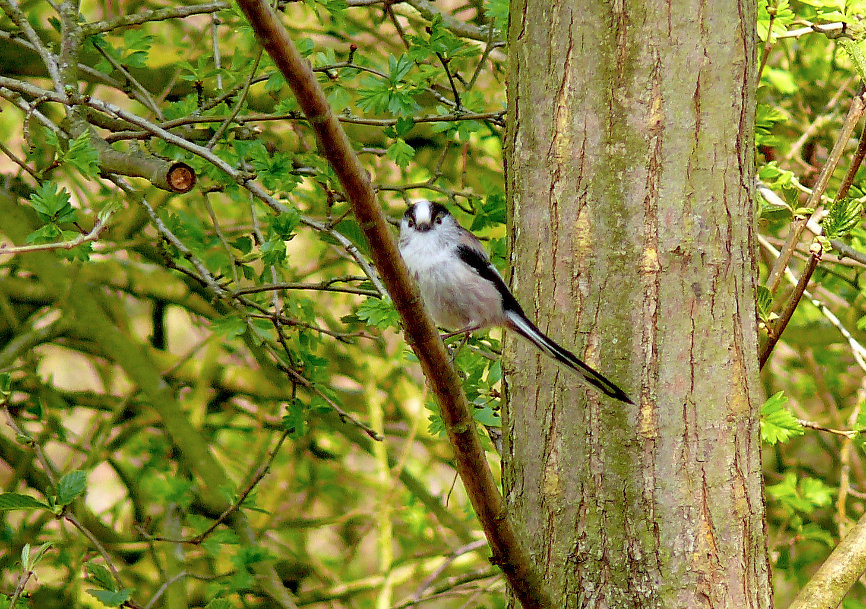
[787,514,866,609]
[233,1,552,607]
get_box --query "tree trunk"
[503,1,772,607]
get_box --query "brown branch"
[766,91,866,294]
[787,513,866,609]
[835,121,866,201]
[760,242,822,368]
[233,1,552,607]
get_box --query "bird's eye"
[434,215,443,225]
[407,218,415,228]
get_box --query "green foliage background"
[0,0,864,607]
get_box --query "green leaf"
[269,208,301,240]
[757,0,795,42]
[0,493,48,511]
[760,392,804,445]
[265,71,286,93]
[86,562,117,591]
[386,138,415,169]
[56,470,87,506]
[756,286,775,324]
[86,589,131,607]
[469,193,506,231]
[357,80,393,114]
[247,318,274,345]
[121,28,154,68]
[63,132,100,177]
[756,104,788,148]
[761,66,798,94]
[141,474,194,507]
[0,372,11,396]
[356,297,400,330]
[281,400,307,439]
[260,238,286,265]
[200,528,240,558]
[205,599,235,609]
[473,405,500,426]
[822,197,863,241]
[388,54,415,83]
[27,542,53,569]
[484,0,509,33]
[29,182,77,224]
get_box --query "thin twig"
[0,213,112,256]
[0,0,64,94]
[757,6,776,83]
[0,139,39,180]
[766,91,865,294]
[207,51,263,148]
[234,280,379,297]
[435,52,462,109]
[777,21,848,39]
[835,122,866,201]
[91,40,163,118]
[185,430,289,544]
[144,571,188,609]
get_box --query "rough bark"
[503,1,772,607]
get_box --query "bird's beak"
[415,222,432,232]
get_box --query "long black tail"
[505,310,634,405]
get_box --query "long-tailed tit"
[398,199,633,404]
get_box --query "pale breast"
[400,232,504,330]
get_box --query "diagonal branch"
[233,1,552,607]
[765,91,865,294]
[787,513,866,609]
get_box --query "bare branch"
[766,91,865,294]
[0,212,112,256]
[234,2,552,607]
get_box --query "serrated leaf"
[281,400,307,439]
[86,589,131,606]
[356,297,399,330]
[0,492,49,511]
[29,182,77,224]
[386,138,415,169]
[269,208,300,240]
[63,132,100,177]
[56,470,87,506]
[757,0,795,42]
[470,194,506,231]
[822,197,863,241]
[760,391,804,445]
[473,405,501,426]
[484,0,509,33]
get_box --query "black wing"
[455,244,525,316]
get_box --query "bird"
[398,199,634,405]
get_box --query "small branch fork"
[233,1,553,607]
[760,90,866,368]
